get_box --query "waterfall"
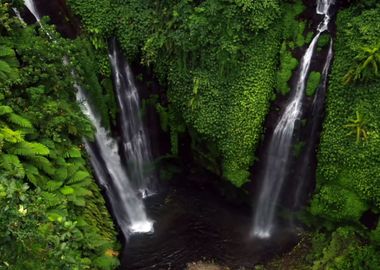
[75,86,153,235]
[292,40,333,209]
[252,0,333,239]
[22,1,153,236]
[317,0,335,15]
[12,8,26,24]
[24,0,40,22]
[23,0,53,39]
[109,39,156,198]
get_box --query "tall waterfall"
[23,1,153,236]
[109,39,156,198]
[252,0,333,239]
[75,86,153,235]
[292,40,333,209]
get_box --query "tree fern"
[54,167,68,182]
[9,141,50,156]
[1,127,24,143]
[7,113,32,128]
[0,105,12,115]
[24,163,45,187]
[0,46,15,57]
[0,153,24,178]
[70,185,92,197]
[27,155,55,176]
[0,60,12,80]
[45,180,64,192]
[64,146,82,158]
[67,170,91,185]
[41,191,62,208]
[60,185,75,195]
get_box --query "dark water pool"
[120,179,299,270]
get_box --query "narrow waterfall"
[75,86,154,235]
[12,8,26,24]
[23,1,153,236]
[24,0,40,22]
[109,39,156,198]
[252,0,333,239]
[23,0,53,39]
[292,40,333,209]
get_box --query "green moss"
[306,71,321,96]
[277,42,299,95]
[317,33,330,48]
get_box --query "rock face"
[23,0,80,38]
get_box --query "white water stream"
[109,40,156,198]
[252,0,334,238]
[24,1,153,236]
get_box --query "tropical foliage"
[306,2,380,269]
[0,3,119,269]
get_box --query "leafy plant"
[343,111,368,143]
[343,45,380,84]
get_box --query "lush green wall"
[68,0,284,187]
[302,2,380,269]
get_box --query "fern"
[24,164,45,187]
[45,180,64,191]
[68,170,91,185]
[27,155,55,176]
[9,141,50,156]
[0,46,15,57]
[41,191,62,208]
[54,167,68,181]
[0,153,24,178]
[70,185,92,197]
[7,113,32,128]
[1,127,24,143]
[0,60,12,80]
[64,146,82,158]
[0,105,12,115]
[60,185,75,195]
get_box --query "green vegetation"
[277,42,299,95]
[0,3,119,269]
[69,0,283,186]
[304,2,380,269]
[1,0,380,268]
[306,71,321,96]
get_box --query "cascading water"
[24,0,40,22]
[75,86,154,235]
[12,8,26,24]
[252,0,334,239]
[23,0,53,39]
[292,40,333,209]
[109,39,156,198]
[23,1,153,236]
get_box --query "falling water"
[23,0,53,39]
[292,40,333,209]
[75,86,154,235]
[252,0,333,238]
[22,1,153,236]
[12,8,26,24]
[24,0,40,22]
[109,39,156,198]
